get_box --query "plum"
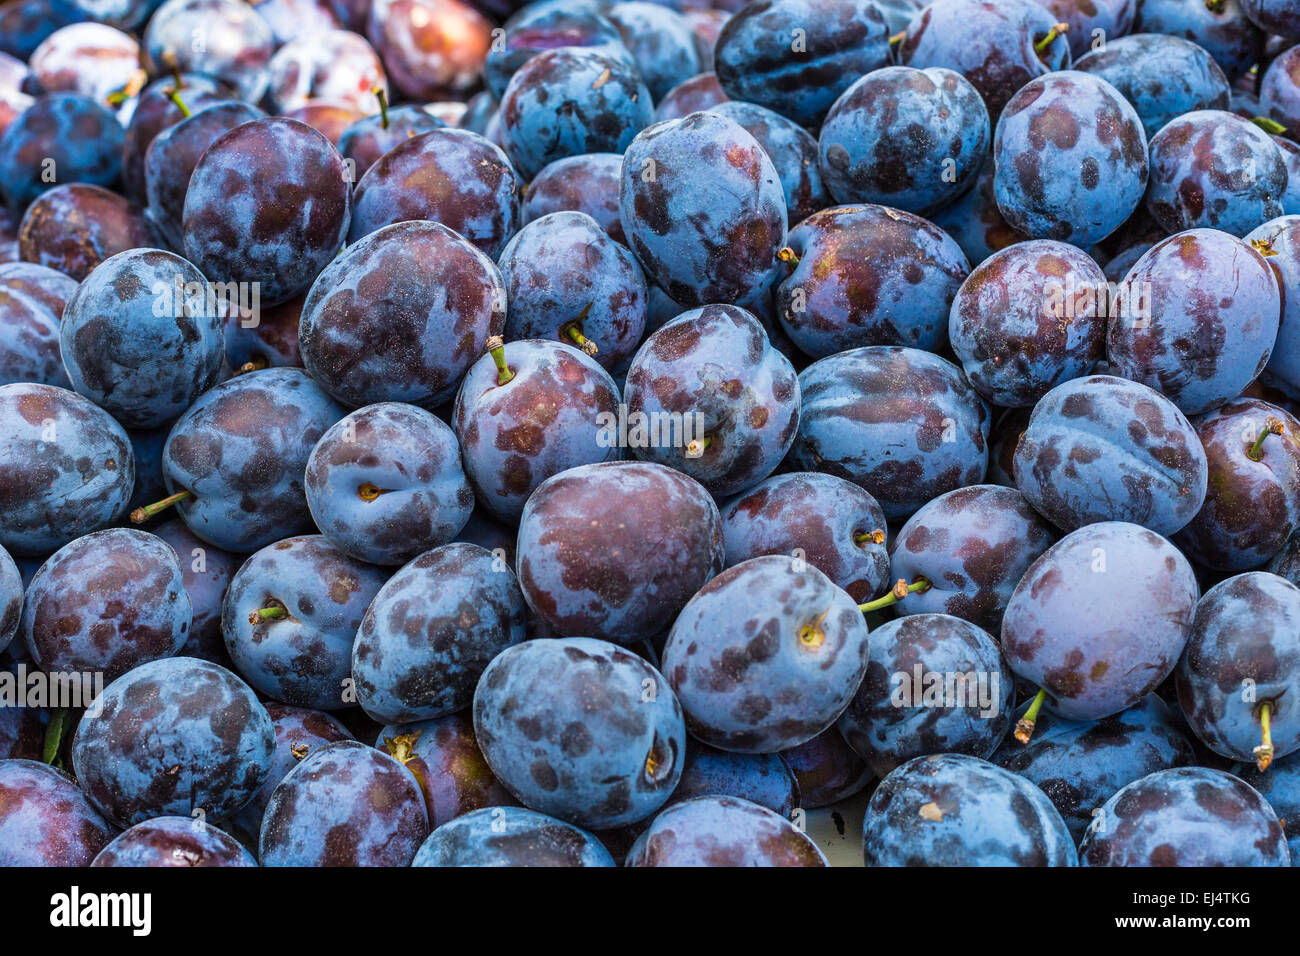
[153,518,236,663]
[1028,0,1135,55]
[708,101,829,224]
[143,0,273,102]
[92,817,256,867]
[780,727,873,808]
[0,92,123,214]
[413,806,614,867]
[482,3,633,100]
[652,71,729,121]
[264,28,385,114]
[0,261,76,388]
[520,153,626,245]
[606,2,700,101]
[1133,0,1263,80]
[670,743,799,816]
[1246,216,1300,399]
[366,0,492,101]
[1242,0,1300,36]
[626,795,826,866]
[0,759,115,866]
[336,101,445,184]
[17,183,157,281]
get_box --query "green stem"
[1255,701,1275,772]
[1248,417,1284,461]
[248,605,288,625]
[167,86,190,118]
[373,85,389,129]
[485,335,513,386]
[130,490,193,524]
[1252,116,1287,135]
[853,529,886,546]
[777,246,800,267]
[1015,689,1048,744]
[43,708,68,766]
[1035,22,1069,54]
[858,577,930,614]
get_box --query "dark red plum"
[72,657,275,826]
[481,4,633,100]
[0,759,116,866]
[223,292,303,374]
[714,0,890,128]
[17,183,156,281]
[157,367,347,553]
[354,542,525,724]
[473,636,687,828]
[949,240,1108,407]
[1247,215,1300,398]
[520,153,626,245]
[264,28,384,114]
[143,0,274,102]
[144,101,267,251]
[515,461,724,642]
[987,406,1030,488]
[336,104,445,184]
[775,205,970,359]
[413,806,615,866]
[1261,46,1300,140]
[306,403,474,565]
[259,739,428,865]
[222,535,387,710]
[1110,230,1279,415]
[862,753,1077,866]
[623,304,799,497]
[790,346,989,521]
[652,71,729,122]
[0,92,123,214]
[618,111,787,308]
[708,101,829,225]
[348,128,520,258]
[60,249,225,429]
[1002,521,1200,721]
[663,555,869,753]
[1176,399,1300,571]
[22,528,190,683]
[838,613,1012,778]
[92,817,256,867]
[153,518,237,663]
[301,220,506,408]
[1074,33,1230,138]
[121,73,231,205]
[453,338,620,523]
[282,101,366,146]
[1176,572,1300,768]
[183,117,352,307]
[1242,0,1300,35]
[626,795,826,866]
[1079,766,1289,865]
[899,0,1072,116]
[1012,375,1208,535]
[0,261,76,388]
[670,743,799,816]
[377,713,515,827]
[1134,0,1263,81]
[993,71,1149,248]
[366,0,493,101]
[224,703,353,849]
[0,383,134,558]
[499,49,652,180]
[992,693,1194,840]
[781,726,873,808]
[0,544,19,655]
[498,212,647,374]
[720,471,891,604]
[1145,111,1287,237]
[819,66,989,216]
[890,485,1055,634]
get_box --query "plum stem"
[1248,417,1284,461]
[130,490,193,524]
[858,577,930,614]
[236,356,268,375]
[385,732,432,794]
[166,86,190,118]
[106,68,147,107]
[485,334,514,385]
[357,482,388,501]
[853,529,886,546]
[249,604,288,625]
[1204,0,1226,11]
[1014,689,1048,744]
[777,246,800,268]
[1034,22,1069,54]
[798,610,829,649]
[1251,237,1280,258]
[373,85,390,129]
[888,30,906,47]
[42,707,67,766]
[685,435,710,458]
[1252,116,1287,135]
[564,324,599,357]
[1255,702,1275,772]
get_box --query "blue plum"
[1242,0,1300,36]
[92,817,256,867]
[515,461,724,642]
[607,2,700,101]
[890,485,1055,634]
[1029,0,1135,56]
[1002,521,1200,721]
[154,367,346,552]
[1012,375,1208,534]
[623,304,799,496]
[1145,111,1287,237]
[354,542,526,724]
[781,726,873,808]
[498,49,652,180]
[930,152,1028,268]
[1133,0,1263,80]
[790,346,989,521]
[183,117,353,307]
[413,806,614,867]
[0,759,115,866]
[1235,752,1300,862]
[626,795,826,866]
[482,3,633,100]
[22,528,190,683]
[993,71,1148,247]
[520,153,626,245]
[60,248,225,429]
[473,636,686,828]
[1079,766,1288,865]
[992,693,1195,839]
[259,739,428,866]
[670,743,799,816]
[862,753,1077,866]
[0,92,123,214]
[0,383,134,558]
[16,183,157,282]
[453,338,619,523]
[618,111,787,308]
[663,555,869,753]
[949,240,1108,407]
[0,543,18,655]
[337,103,445,183]
[818,66,989,216]
[72,656,275,826]
[707,101,828,225]
[1246,216,1300,398]
[222,535,387,710]
[720,471,891,604]
[144,0,273,102]
[0,261,76,388]
[154,518,236,663]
